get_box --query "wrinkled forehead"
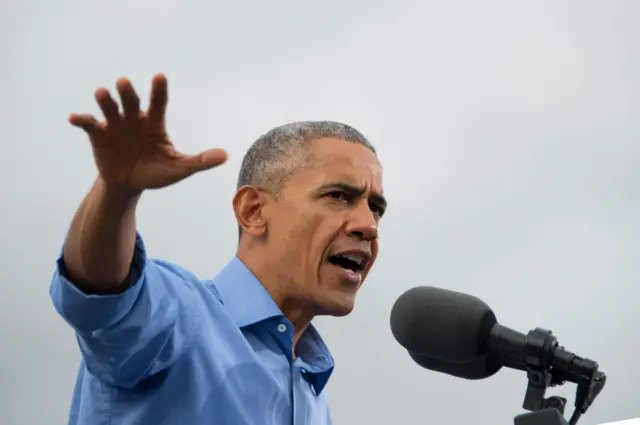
[306,138,383,191]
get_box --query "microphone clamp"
[511,328,606,425]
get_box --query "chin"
[319,295,356,317]
[326,307,354,317]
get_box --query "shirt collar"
[210,257,283,328]
[209,257,335,395]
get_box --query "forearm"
[62,177,141,292]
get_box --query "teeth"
[341,254,364,266]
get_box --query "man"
[50,73,387,425]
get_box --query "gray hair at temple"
[236,120,376,237]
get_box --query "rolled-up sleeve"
[50,233,201,388]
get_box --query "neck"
[236,245,315,351]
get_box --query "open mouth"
[328,254,366,273]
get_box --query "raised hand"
[69,73,227,193]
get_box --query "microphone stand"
[511,328,606,425]
[513,369,569,425]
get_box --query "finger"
[94,88,121,123]
[68,113,103,135]
[147,73,168,123]
[177,148,228,176]
[115,77,141,120]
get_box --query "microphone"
[407,351,502,380]
[389,286,606,425]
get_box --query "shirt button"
[277,323,287,333]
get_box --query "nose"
[344,201,378,241]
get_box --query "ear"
[232,186,268,237]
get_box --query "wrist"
[93,176,143,206]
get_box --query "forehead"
[297,138,383,189]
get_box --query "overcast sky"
[1,1,639,424]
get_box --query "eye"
[327,191,351,202]
[370,204,385,218]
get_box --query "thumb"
[178,148,228,175]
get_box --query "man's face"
[264,138,386,316]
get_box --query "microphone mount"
[512,328,606,425]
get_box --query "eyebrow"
[317,182,388,210]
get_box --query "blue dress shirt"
[50,233,334,425]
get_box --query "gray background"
[1,1,638,424]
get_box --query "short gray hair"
[237,120,375,191]
[236,120,376,237]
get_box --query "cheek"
[366,241,380,271]
[311,213,346,242]
[271,203,345,257]
[289,204,334,234]
[271,208,322,254]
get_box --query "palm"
[69,74,227,191]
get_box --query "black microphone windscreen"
[408,351,503,380]
[390,286,497,362]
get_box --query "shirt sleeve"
[49,233,202,389]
